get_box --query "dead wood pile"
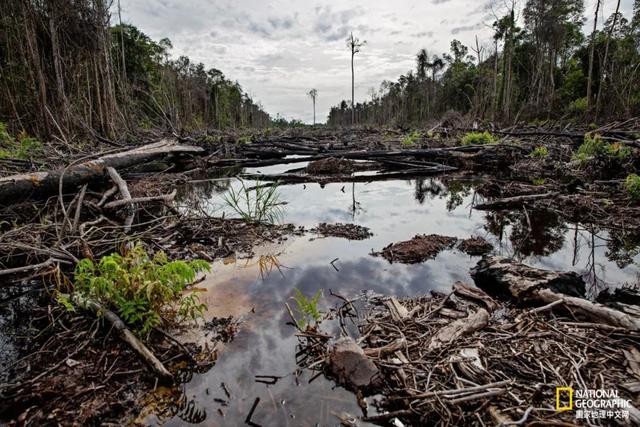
[297,264,640,426]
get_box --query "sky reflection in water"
[157,173,640,425]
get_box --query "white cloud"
[117,0,636,124]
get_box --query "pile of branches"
[298,283,640,426]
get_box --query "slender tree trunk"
[596,0,621,117]
[586,0,601,111]
[351,48,355,125]
[313,98,316,125]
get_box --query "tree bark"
[0,139,203,202]
[471,256,640,330]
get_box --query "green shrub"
[531,177,546,185]
[567,97,588,114]
[402,131,421,146]
[71,243,210,336]
[529,146,548,158]
[0,123,43,159]
[573,134,631,162]
[625,174,640,201]
[605,142,631,160]
[461,131,496,146]
[224,179,284,224]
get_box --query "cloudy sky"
[118,0,634,123]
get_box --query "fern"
[70,243,210,336]
[292,288,323,329]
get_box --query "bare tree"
[586,0,601,111]
[346,32,366,125]
[307,88,318,125]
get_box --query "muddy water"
[152,170,640,426]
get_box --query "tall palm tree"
[346,32,366,126]
[307,88,318,125]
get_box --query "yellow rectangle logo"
[556,387,573,411]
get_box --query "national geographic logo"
[556,387,573,411]
[555,386,631,421]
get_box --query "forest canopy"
[328,0,640,127]
[0,0,270,139]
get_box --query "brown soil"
[311,223,373,240]
[0,303,212,426]
[458,236,494,256]
[306,157,355,175]
[374,234,457,263]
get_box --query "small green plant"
[531,177,546,185]
[625,174,640,202]
[291,288,322,330]
[0,123,43,159]
[461,131,496,146]
[573,134,631,163]
[224,179,284,224]
[402,131,421,146]
[567,96,588,114]
[605,142,631,160]
[71,243,210,336]
[529,146,549,158]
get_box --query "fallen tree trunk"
[471,256,640,330]
[473,192,556,210]
[72,293,174,381]
[240,165,458,184]
[0,138,203,201]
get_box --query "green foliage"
[291,289,322,329]
[0,123,43,159]
[573,134,632,162]
[461,131,497,146]
[402,131,421,145]
[529,146,549,158]
[236,135,253,144]
[531,177,546,185]
[625,174,640,201]
[567,97,588,114]
[224,179,284,224]
[71,244,210,336]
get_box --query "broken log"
[471,256,640,330]
[427,309,489,351]
[328,336,380,390]
[0,139,203,201]
[473,192,557,210]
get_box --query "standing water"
[145,168,640,425]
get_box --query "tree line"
[0,0,270,140]
[328,0,640,127]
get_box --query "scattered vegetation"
[625,174,640,202]
[461,131,496,146]
[531,177,546,185]
[529,146,548,158]
[224,179,285,224]
[0,122,43,159]
[573,134,632,163]
[291,289,323,330]
[67,243,210,336]
[402,131,422,145]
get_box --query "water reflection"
[161,174,640,425]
